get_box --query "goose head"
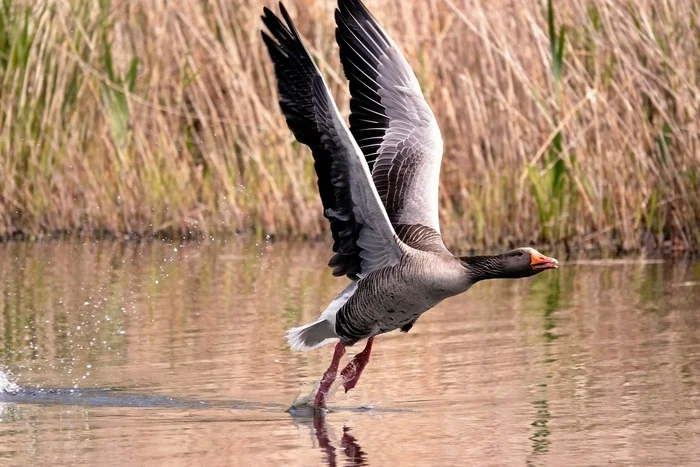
[460,247,558,282]
[499,247,558,278]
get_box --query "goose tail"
[286,281,359,351]
[286,319,337,351]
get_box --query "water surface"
[0,241,699,466]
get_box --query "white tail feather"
[286,319,337,351]
[286,281,359,351]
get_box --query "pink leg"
[340,337,374,393]
[313,342,346,409]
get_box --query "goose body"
[334,251,468,346]
[286,249,466,349]
[261,0,558,408]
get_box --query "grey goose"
[261,0,559,409]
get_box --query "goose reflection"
[291,411,368,466]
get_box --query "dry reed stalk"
[0,0,698,251]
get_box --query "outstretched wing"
[262,3,405,278]
[336,0,447,253]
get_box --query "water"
[0,240,698,466]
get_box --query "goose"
[261,0,558,409]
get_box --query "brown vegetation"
[0,0,698,251]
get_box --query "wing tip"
[336,0,375,24]
[260,2,296,40]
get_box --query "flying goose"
[261,0,558,409]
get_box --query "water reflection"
[526,273,560,463]
[528,391,551,459]
[0,241,698,465]
[291,412,368,467]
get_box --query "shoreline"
[1,228,697,257]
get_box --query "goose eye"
[517,251,524,257]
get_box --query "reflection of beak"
[530,252,559,271]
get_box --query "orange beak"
[530,252,559,271]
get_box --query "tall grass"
[0,0,698,251]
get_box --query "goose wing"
[335,0,447,253]
[262,3,405,278]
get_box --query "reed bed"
[0,0,698,251]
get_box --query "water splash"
[0,369,20,395]
[289,380,323,410]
